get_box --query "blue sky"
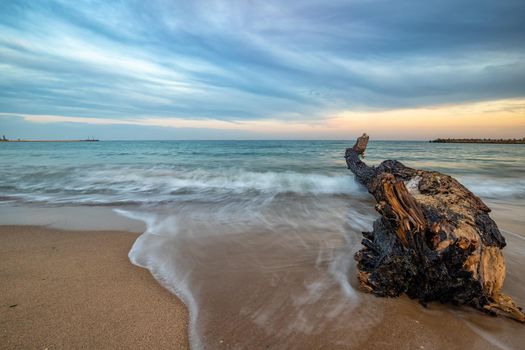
[1,0,524,139]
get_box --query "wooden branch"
[346,133,524,322]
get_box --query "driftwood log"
[346,133,524,322]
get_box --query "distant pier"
[430,138,525,144]
[1,135,99,142]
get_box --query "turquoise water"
[1,140,524,348]
[1,140,524,205]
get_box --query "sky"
[0,0,524,140]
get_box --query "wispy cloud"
[2,98,524,139]
[0,1,524,138]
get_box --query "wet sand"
[1,202,524,349]
[0,225,189,349]
[135,228,525,350]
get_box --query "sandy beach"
[1,209,524,349]
[0,225,189,349]
[1,140,524,349]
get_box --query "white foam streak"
[4,168,366,205]
[118,209,203,349]
[91,169,360,195]
[459,176,525,199]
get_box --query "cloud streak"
[0,0,524,138]
[2,98,524,139]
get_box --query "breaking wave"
[458,176,525,199]
[0,167,365,205]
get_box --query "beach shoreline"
[1,136,524,349]
[1,201,524,349]
[0,225,189,349]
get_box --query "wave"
[0,167,365,205]
[2,164,524,207]
[82,168,362,195]
[458,176,525,199]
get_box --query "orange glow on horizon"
[2,98,524,140]
[326,98,525,139]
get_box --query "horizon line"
[3,138,524,142]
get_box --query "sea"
[1,140,524,349]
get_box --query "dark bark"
[345,133,524,322]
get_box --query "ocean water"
[1,140,524,349]
[1,140,524,205]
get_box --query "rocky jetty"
[430,138,525,144]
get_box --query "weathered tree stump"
[346,133,524,322]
